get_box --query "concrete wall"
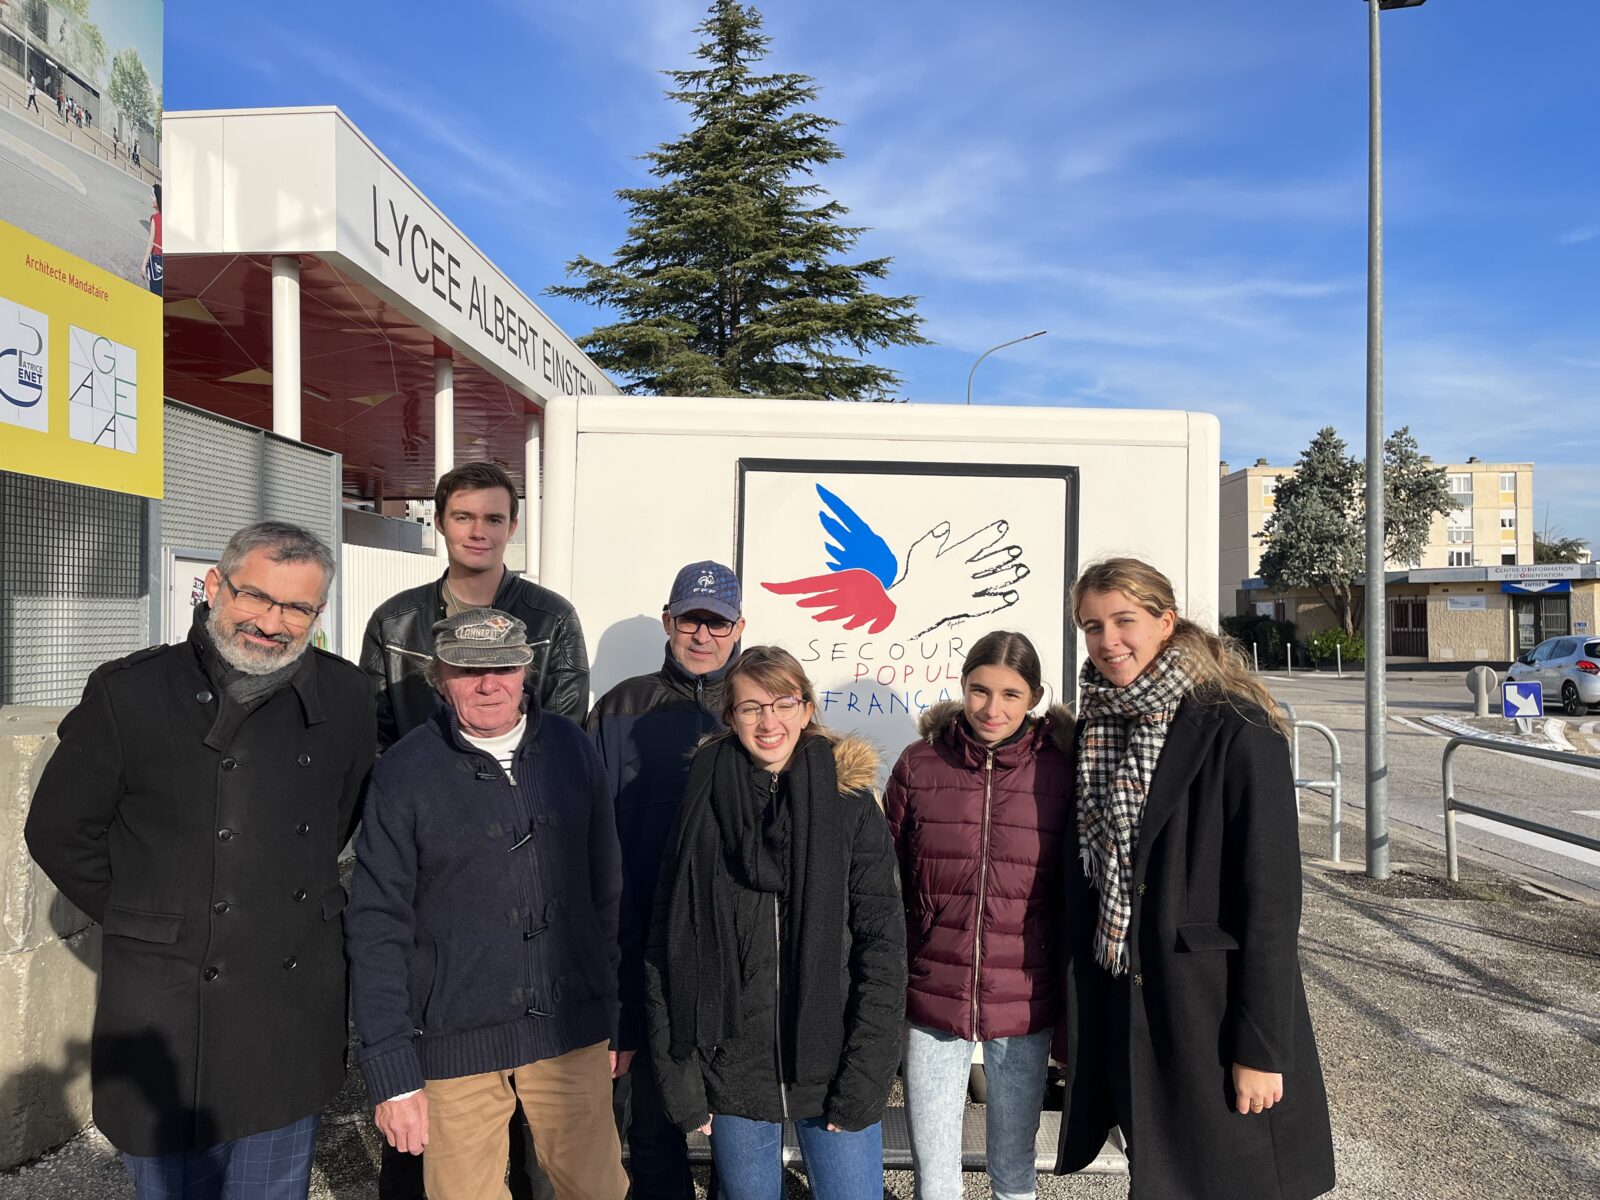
[0,706,98,1170]
[1572,582,1598,640]
[1427,586,1510,663]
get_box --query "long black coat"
[25,622,375,1156]
[1055,694,1336,1200]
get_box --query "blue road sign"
[1502,681,1544,719]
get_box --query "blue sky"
[167,0,1600,549]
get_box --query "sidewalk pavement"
[3,813,1596,1199]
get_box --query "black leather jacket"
[360,569,590,751]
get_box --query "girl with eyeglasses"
[644,645,906,1200]
[884,630,1073,1200]
[1054,558,1335,1199]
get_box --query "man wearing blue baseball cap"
[585,561,744,1200]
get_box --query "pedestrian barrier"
[1441,735,1600,883]
[1280,702,1346,863]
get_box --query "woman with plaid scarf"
[1053,558,1335,1200]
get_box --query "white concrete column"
[270,256,301,440]
[433,355,454,558]
[539,395,579,598]
[523,410,542,581]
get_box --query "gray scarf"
[191,606,304,750]
[1075,645,1198,975]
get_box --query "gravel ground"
[5,819,1596,1199]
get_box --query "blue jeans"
[902,1023,1052,1200]
[122,1114,319,1200]
[709,1113,883,1200]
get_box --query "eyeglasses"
[673,615,736,638]
[220,574,325,631]
[731,697,806,725]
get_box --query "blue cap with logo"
[666,561,742,622]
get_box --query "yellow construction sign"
[0,218,163,498]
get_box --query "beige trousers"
[422,1040,627,1200]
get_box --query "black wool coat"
[1055,694,1336,1200]
[25,621,375,1156]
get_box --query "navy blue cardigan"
[347,704,623,1102]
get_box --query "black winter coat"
[24,620,374,1155]
[585,645,736,1048]
[360,569,589,749]
[1055,694,1335,1200]
[645,735,906,1133]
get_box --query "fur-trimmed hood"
[830,732,881,795]
[916,699,1074,756]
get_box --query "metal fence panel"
[1,404,345,704]
[0,472,147,705]
[161,404,262,552]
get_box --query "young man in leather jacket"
[361,461,590,752]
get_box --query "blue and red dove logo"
[761,485,1031,639]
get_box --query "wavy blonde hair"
[1071,557,1290,738]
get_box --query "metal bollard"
[1466,666,1497,718]
[1336,644,1343,679]
[1253,642,1260,673]
[1286,644,1293,674]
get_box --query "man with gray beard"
[26,521,375,1200]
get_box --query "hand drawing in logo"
[761,485,1030,638]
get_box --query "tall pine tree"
[548,1,926,400]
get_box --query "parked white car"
[1507,636,1600,715]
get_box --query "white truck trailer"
[539,395,1218,757]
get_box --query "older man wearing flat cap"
[345,608,629,1200]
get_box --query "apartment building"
[1219,457,1534,617]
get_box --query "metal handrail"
[1280,703,1346,863]
[1294,720,1344,864]
[1441,736,1600,882]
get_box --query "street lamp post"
[1364,0,1425,882]
[965,330,1046,405]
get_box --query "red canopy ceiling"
[164,254,538,499]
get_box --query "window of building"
[1448,473,1473,504]
[1500,510,1516,542]
[1446,514,1472,544]
[1448,549,1472,567]
[1261,478,1277,508]
[1499,471,1516,493]
[1502,552,1517,566]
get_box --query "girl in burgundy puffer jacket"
[884,631,1073,1200]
